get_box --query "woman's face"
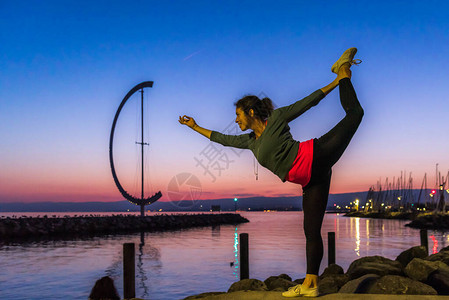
[235,107,251,131]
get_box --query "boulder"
[396,246,428,267]
[277,273,292,281]
[405,258,449,281]
[227,279,268,292]
[263,276,296,291]
[346,256,403,280]
[319,274,349,294]
[427,269,449,295]
[320,264,344,279]
[338,274,380,293]
[426,250,449,265]
[367,275,437,295]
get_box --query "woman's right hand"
[178,115,197,129]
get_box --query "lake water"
[0,211,448,300]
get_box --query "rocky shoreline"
[184,245,449,299]
[344,211,449,230]
[0,213,249,239]
[405,213,449,230]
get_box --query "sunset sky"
[1,1,449,204]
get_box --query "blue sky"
[1,1,449,203]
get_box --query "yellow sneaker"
[282,284,301,297]
[299,285,318,297]
[331,47,361,73]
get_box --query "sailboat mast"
[140,89,145,216]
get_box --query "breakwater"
[344,211,449,230]
[406,213,449,230]
[0,213,249,239]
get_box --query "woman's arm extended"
[276,74,346,122]
[178,115,212,138]
[179,115,251,149]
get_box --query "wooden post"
[123,243,135,299]
[420,229,428,254]
[328,232,336,266]
[240,233,249,280]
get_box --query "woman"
[179,48,363,297]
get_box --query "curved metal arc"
[109,81,162,205]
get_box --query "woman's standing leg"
[302,171,332,276]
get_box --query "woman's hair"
[88,276,120,300]
[234,95,274,120]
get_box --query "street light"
[234,198,238,213]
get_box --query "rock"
[227,279,268,292]
[427,269,449,295]
[277,273,292,281]
[367,275,437,295]
[346,256,403,280]
[263,276,295,291]
[396,246,428,267]
[320,264,344,279]
[319,274,349,294]
[405,258,449,281]
[426,250,449,265]
[182,292,226,299]
[339,274,380,293]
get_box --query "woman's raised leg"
[314,64,364,171]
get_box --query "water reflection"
[232,226,239,279]
[354,217,360,256]
[365,219,369,248]
[211,225,221,238]
[430,234,438,254]
[137,232,149,297]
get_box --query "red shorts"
[285,139,314,187]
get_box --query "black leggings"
[302,78,364,275]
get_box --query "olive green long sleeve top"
[210,89,326,182]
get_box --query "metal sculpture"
[109,81,162,216]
